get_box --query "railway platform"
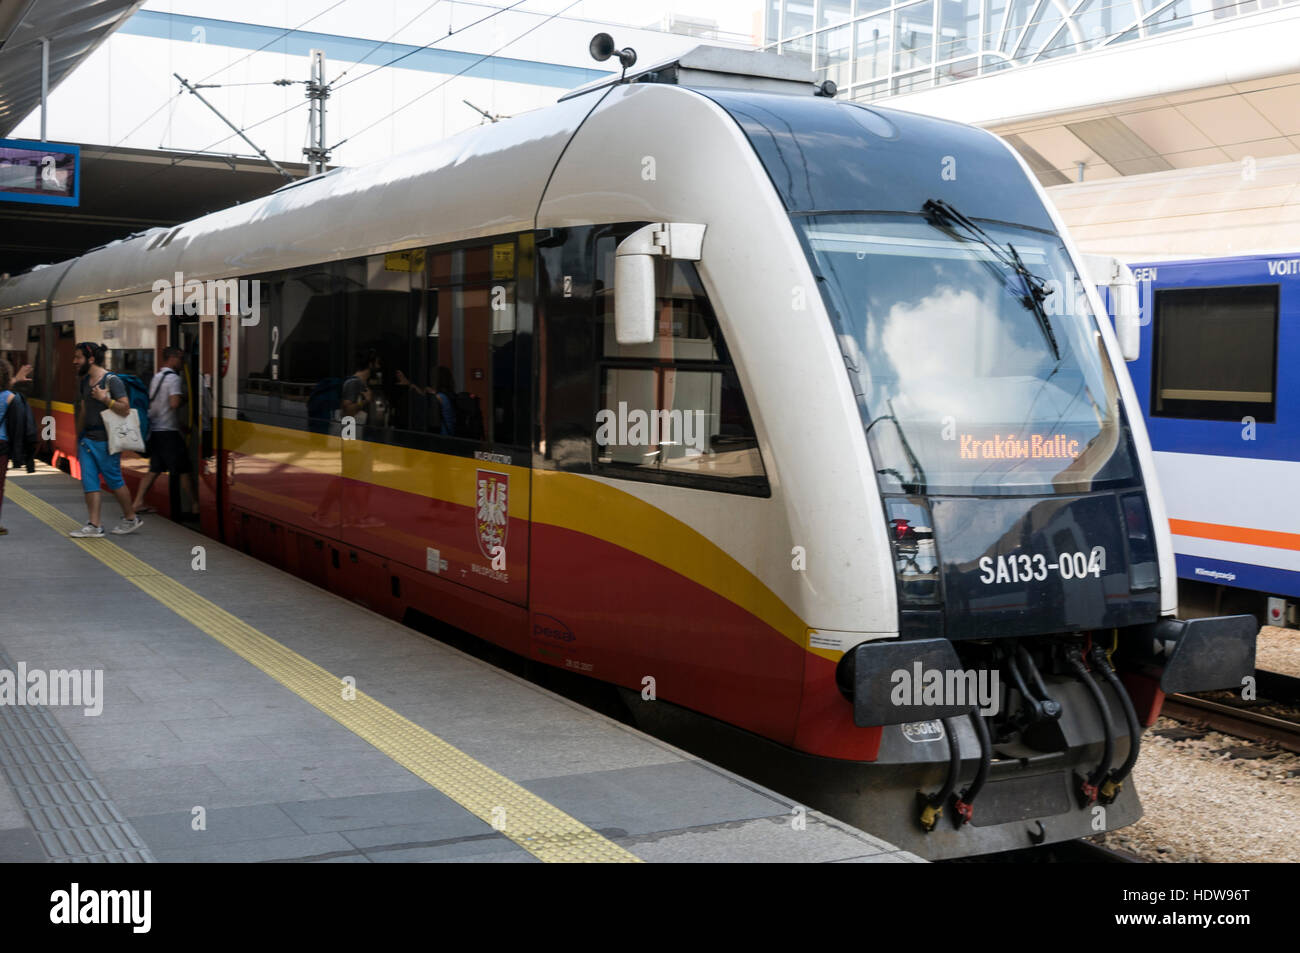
[0,467,920,864]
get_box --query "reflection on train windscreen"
[799,213,1141,496]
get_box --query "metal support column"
[39,36,49,140]
[304,50,330,176]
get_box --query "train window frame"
[109,348,155,389]
[1150,283,1279,423]
[233,232,530,460]
[591,242,769,497]
[420,235,523,450]
[25,325,43,396]
[594,362,769,494]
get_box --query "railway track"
[1163,671,1300,754]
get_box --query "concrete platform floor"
[0,467,921,863]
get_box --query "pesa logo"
[533,614,575,643]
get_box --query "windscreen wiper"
[922,198,1061,361]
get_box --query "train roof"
[0,43,1039,317]
[3,88,606,315]
[0,259,76,317]
[2,43,815,316]
[1123,250,1300,267]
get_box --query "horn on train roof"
[560,44,822,102]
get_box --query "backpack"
[105,373,152,442]
[452,392,484,440]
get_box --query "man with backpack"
[130,347,198,518]
[70,342,141,538]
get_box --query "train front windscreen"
[798,213,1143,498]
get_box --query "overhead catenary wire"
[328,0,586,152]
[328,0,533,94]
[177,0,551,166]
[83,0,354,164]
[329,0,447,86]
[80,0,577,209]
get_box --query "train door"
[51,321,77,474]
[197,318,217,534]
[168,316,205,520]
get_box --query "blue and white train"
[1100,252,1299,626]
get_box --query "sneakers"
[111,516,144,535]
[69,517,141,537]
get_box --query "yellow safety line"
[6,483,639,864]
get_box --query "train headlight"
[885,498,941,606]
[1120,491,1158,592]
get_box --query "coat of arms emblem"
[475,470,509,561]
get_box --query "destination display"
[957,430,1083,461]
[865,416,1110,496]
[0,139,80,206]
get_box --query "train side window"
[2,346,31,392]
[276,266,342,422]
[594,248,767,494]
[1152,285,1278,423]
[597,366,767,491]
[6,327,42,397]
[110,348,155,388]
[340,254,420,434]
[422,238,518,445]
[595,238,729,363]
[22,326,42,396]
[238,279,276,417]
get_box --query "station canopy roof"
[885,6,1300,187]
[0,0,146,137]
[992,73,1300,187]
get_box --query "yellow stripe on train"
[223,418,529,516]
[225,419,824,659]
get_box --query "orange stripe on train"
[1169,518,1300,552]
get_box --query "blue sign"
[0,139,80,207]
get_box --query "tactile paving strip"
[7,483,640,863]
[0,648,154,862]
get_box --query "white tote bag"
[100,376,146,454]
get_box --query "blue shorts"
[78,437,124,492]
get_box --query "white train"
[0,44,1256,858]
